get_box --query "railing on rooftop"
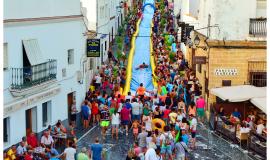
[11,59,57,90]
[249,18,267,37]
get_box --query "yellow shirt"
[7,149,16,160]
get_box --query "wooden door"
[25,109,32,135]
[67,93,73,121]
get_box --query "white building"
[3,0,90,149]
[189,0,267,40]
[174,0,266,56]
[81,0,125,67]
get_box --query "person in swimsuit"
[135,62,149,70]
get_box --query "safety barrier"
[123,18,142,95]
[150,22,158,88]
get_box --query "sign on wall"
[193,56,206,64]
[214,68,238,76]
[87,39,100,57]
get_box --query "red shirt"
[91,103,99,115]
[24,154,32,160]
[27,135,38,148]
[121,107,130,121]
[163,109,171,119]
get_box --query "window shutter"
[3,43,8,69]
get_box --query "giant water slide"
[123,0,157,95]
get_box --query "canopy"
[251,97,266,113]
[23,39,44,65]
[210,85,266,102]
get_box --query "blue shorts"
[122,120,129,125]
[83,115,89,120]
[161,145,172,155]
[132,115,140,121]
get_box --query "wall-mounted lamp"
[194,35,200,47]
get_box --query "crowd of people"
[4,1,208,160]
[4,120,77,160]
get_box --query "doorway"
[25,107,37,136]
[111,27,114,42]
[118,16,120,29]
[67,92,74,122]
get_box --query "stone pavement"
[75,123,263,160]
[77,125,134,160]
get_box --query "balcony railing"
[249,18,267,37]
[11,59,57,90]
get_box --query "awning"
[210,85,266,102]
[251,97,266,113]
[23,39,44,65]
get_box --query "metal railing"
[249,18,267,37]
[11,59,57,90]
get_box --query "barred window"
[249,72,266,87]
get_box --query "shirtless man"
[135,62,149,70]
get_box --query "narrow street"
[76,123,259,160]
[3,0,267,160]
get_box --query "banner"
[87,39,100,57]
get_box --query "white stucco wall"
[3,19,88,149]
[189,0,200,18]
[4,0,81,19]
[3,0,89,149]
[196,0,266,40]
[81,0,97,31]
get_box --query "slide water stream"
[130,0,155,94]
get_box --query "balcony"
[249,18,267,37]
[10,59,57,96]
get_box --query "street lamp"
[194,35,200,47]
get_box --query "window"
[3,43,8,70]
[197,64,202,73]
[249,72,267,87]
[4,117,10,143]
[89,58,94,70]
[222,80,231,86]
[62,68,66,77]
[105,41,107,51]
[42,101,51,127]
[100,7,102,18]
[68,49,74,65]
[105,4,108,18]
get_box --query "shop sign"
[193,56,206,64]
[214,68,238,76]
[87,39,100,57]
[4,87,60,115]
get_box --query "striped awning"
[23,39,44,65]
